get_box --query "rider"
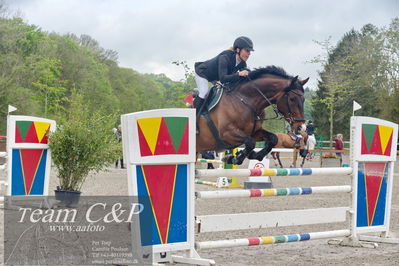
[285,121,302,148]
[193,36,254,114]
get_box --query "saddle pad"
[206,86,223,112]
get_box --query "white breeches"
[307,134,316,150]
[194,73,209,99]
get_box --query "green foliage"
[0,15,188,134]
[30,57,67,117]
[304,87,314,120]
[311,18,399,139]
[49,92,121,191]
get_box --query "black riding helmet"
[233,36,254,51]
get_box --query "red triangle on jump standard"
[383,133,393,156]
[137,123,153,156]
[20,149,44,195]
[15,126,23,143]
[154,118,176,155]
[40,134,49,144]
[177,122,189,154]
[361,129,369,154]
[142,164,177,244]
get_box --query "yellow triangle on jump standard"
[33,122,51,143]
[378,125,393,155]
[137,117,162,155]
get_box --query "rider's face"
[238,48,251,61]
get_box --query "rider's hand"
[239,70,249,77]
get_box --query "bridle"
[245,76,305,125]
[282,89,306,124]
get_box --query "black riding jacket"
[195,50,247,84]
[306,124,315,135]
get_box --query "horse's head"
[238,66,309,134]
[275,76,309,134]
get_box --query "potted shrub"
[49,93,121,206]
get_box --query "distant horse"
[271,131,309,168]
[196,66,309,165]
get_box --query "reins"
[240,76,304,123]
[246,76,284,121]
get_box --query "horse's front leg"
[247,129,278,161]
[222,136,256,165]
[276,153,284,168]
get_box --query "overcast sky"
[5,0,399,90]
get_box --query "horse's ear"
[290,76,298,85]
[300,77,309,86]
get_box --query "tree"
[311,18,399,140]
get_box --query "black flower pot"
[54,187,81,207]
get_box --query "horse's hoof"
[255,154,265,161]
[231,157,243,165]
[221,155,234,164]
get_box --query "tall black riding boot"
[193,97,205,134]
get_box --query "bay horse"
[271,132,309,168]
[196,66,309,165]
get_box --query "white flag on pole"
[353,101,362,112]
[8,105,17,113]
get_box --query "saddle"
[195,86,236,151]
[288,132,302,141]
[199,86,224,115]
[198,81,240,115]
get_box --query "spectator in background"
[114,125,125,169]
[334,133,344,166]
[306,120,315,135]
[306,120,317,159]
[201,151,216,169]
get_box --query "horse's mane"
[248,65,293,80]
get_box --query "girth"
[203,112,237,152]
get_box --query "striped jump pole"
[195,178,244,189]
[196,185,352,199]
[195,179,218,187]
[196,159,223,164]
[196,229,351,250]
[196,167,353,178]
